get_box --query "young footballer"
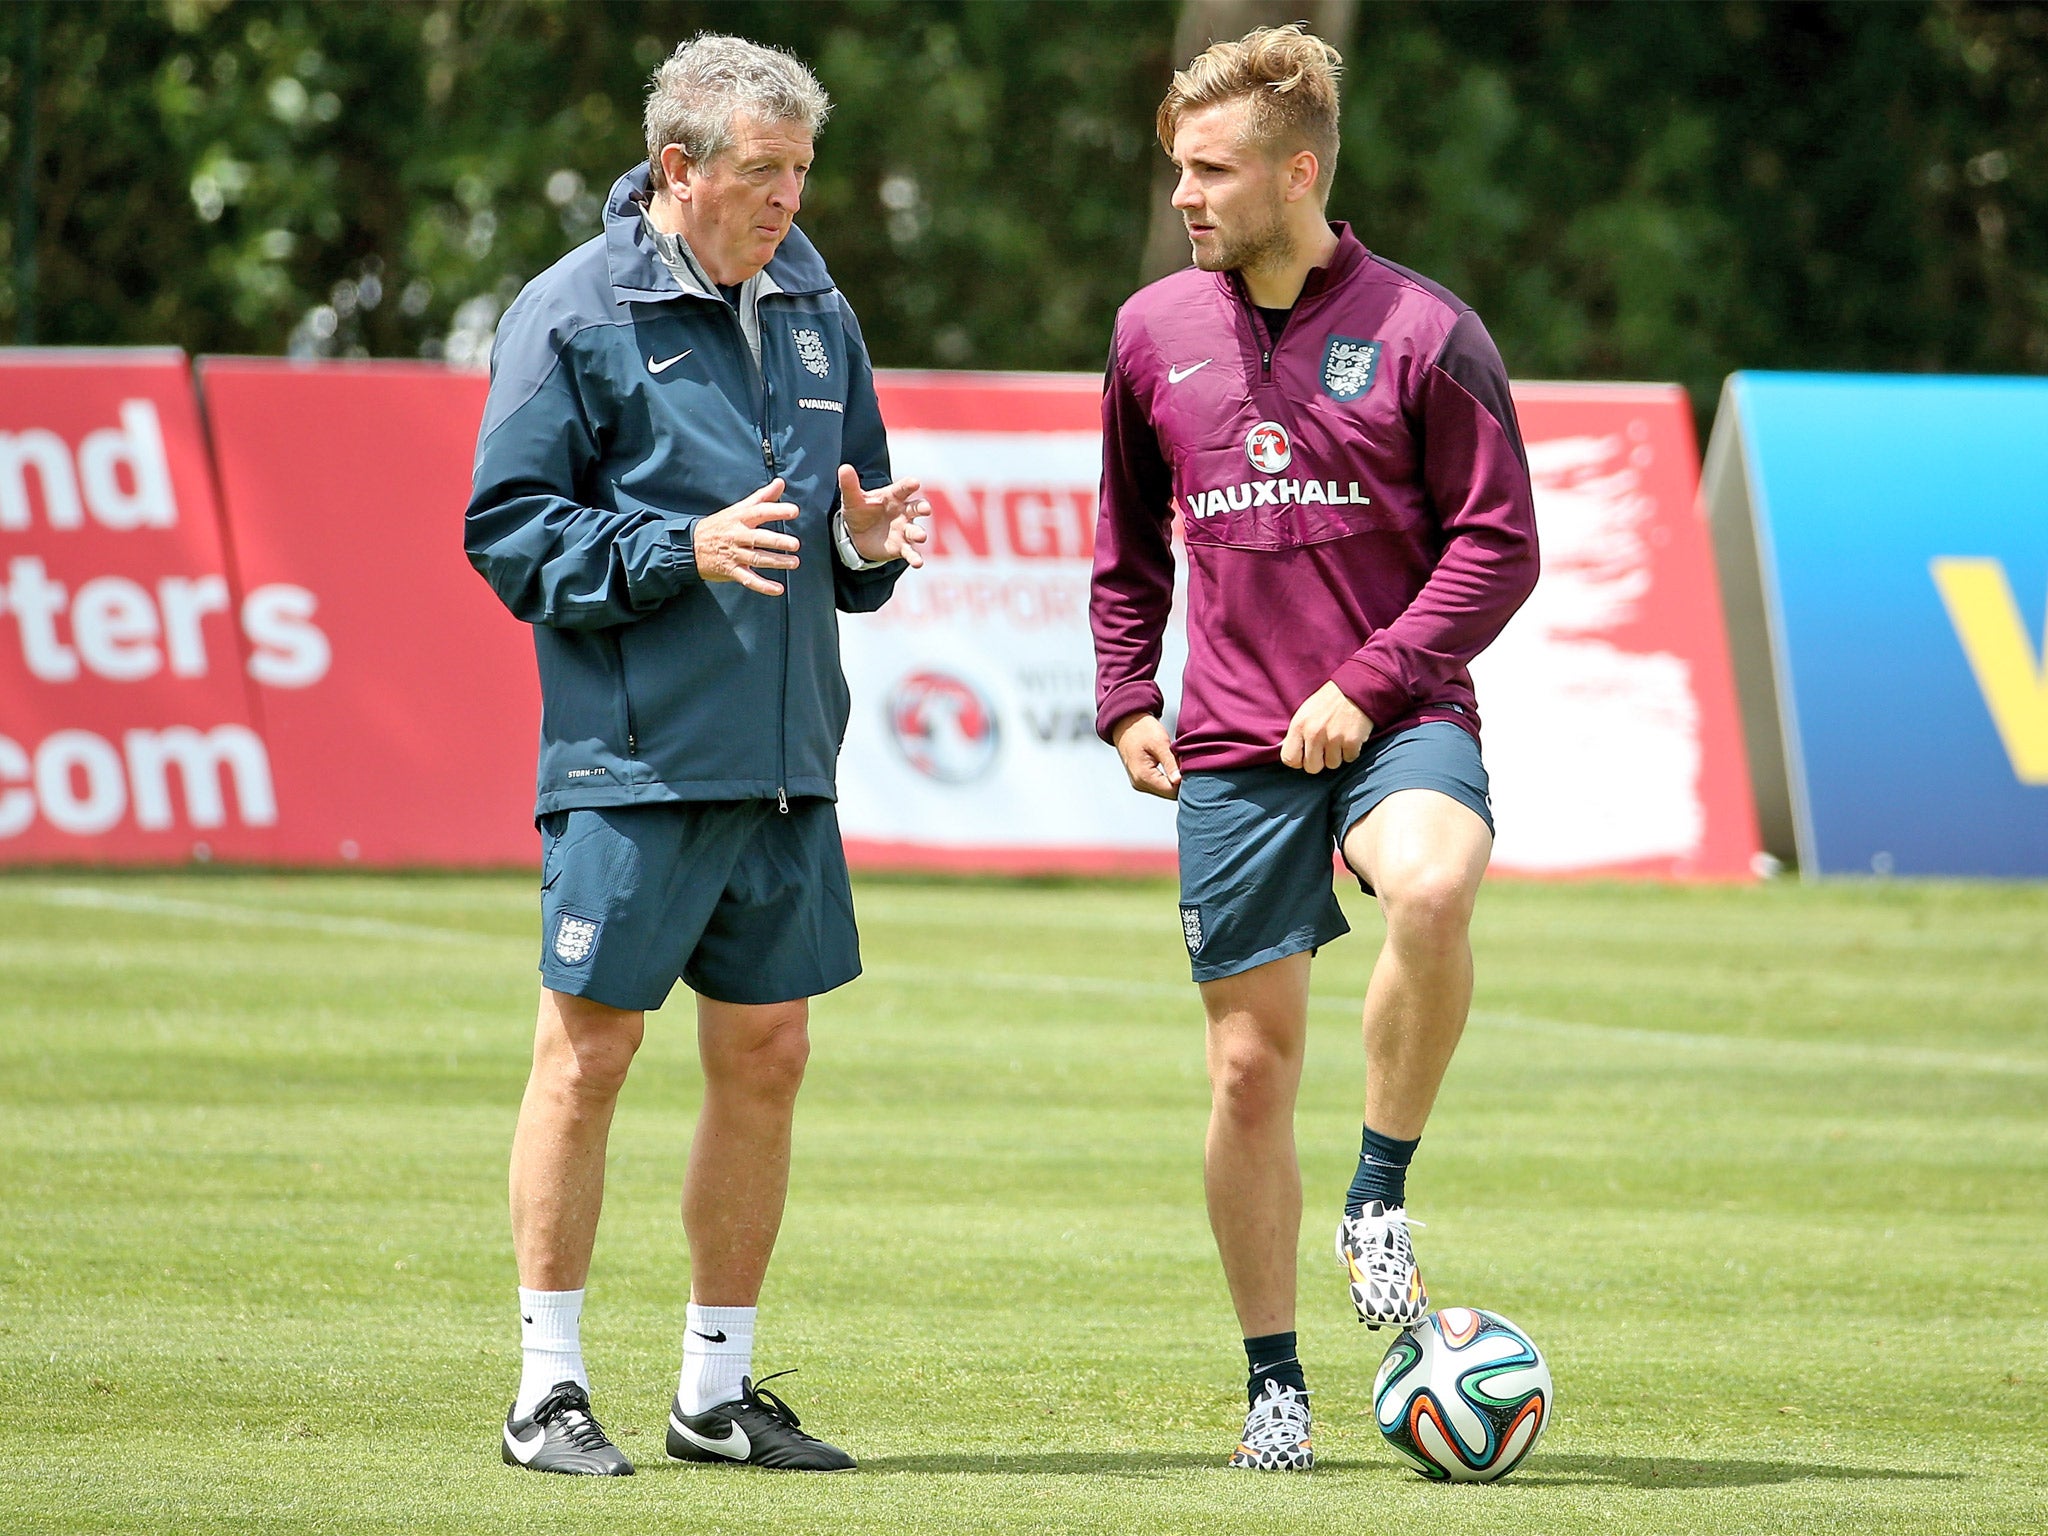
[1090,25,1539,1470]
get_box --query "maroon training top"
[1091,223,1540,770]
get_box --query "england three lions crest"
[791,327,831,378]
[1322,336,1382,402]
[553,914,599,966]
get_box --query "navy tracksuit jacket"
[466,163,904,818]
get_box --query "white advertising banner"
[841,372,1757,880]
[840,375,1183,872]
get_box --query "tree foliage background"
[3,0,2044,419]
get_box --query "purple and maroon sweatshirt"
[1091,223,1539,771]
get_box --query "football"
[1372,1307,1552,1482]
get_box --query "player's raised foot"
[502,1381,634,1476]
[1337,1200,1429,1329]
[1229,1378,1313,1471]
[667,1370,856,1472]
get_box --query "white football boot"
[1336,1200,1428,1329]
[1228,1379,1313,1471]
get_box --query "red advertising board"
[0,349,273,862]
[196,359,535,866]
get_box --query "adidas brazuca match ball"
[1372,1307,1551,1482]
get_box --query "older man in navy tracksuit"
[466,35,926,1477]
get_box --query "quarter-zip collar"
[1223,221,1371,380]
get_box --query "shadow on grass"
[848,1451,1236,1476]
[853,1451,1430,1477]
[845,1452,1963,1487]
[1512,1455,1964,1490]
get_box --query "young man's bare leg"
[1343,789,1493,1136]
[1201,952,1312,1337]
[1201,950,1316,1460]
[673,995,812,1420]
[1335,788,1493,1324]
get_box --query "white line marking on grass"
[862,964,2048,1078]
[32,887,515,947]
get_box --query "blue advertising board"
[1704,372,2048,877]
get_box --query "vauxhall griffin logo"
[1245,420,1292,473]
[886,671,1001,784]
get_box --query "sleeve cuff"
[662,516,704,581]
[1095,681,1166,744]
[619,515,703,610]
[1330,656,1405,729]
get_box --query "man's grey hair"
[644,34,831,180]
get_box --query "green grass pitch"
[2,870,2044,1534]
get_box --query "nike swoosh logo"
[1167,359,1212,384]
[691,1329,728,1343]
[648,350,693,374]
[504,1422,546,1465]
[671,1413,750,1461]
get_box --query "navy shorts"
[538,799,861,1011]
[1175,721,1493,983]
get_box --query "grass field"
[2,870,2044,1534]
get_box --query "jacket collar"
[1303,222,1369,297]
[602,163,834,303]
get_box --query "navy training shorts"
[538,799,861,1011]
[1174,720,1493,984]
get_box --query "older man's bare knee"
[534,990,645,1105]
[700,999,812,1107]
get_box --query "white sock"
[679,1303,756,1414]
[515,1287,588,1418]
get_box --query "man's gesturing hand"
[1281,681,1374,774]
[838,464,932,568]
[1111,711,1181,800]
[694,478,800,596]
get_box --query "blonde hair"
[1156,23,1343,197]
